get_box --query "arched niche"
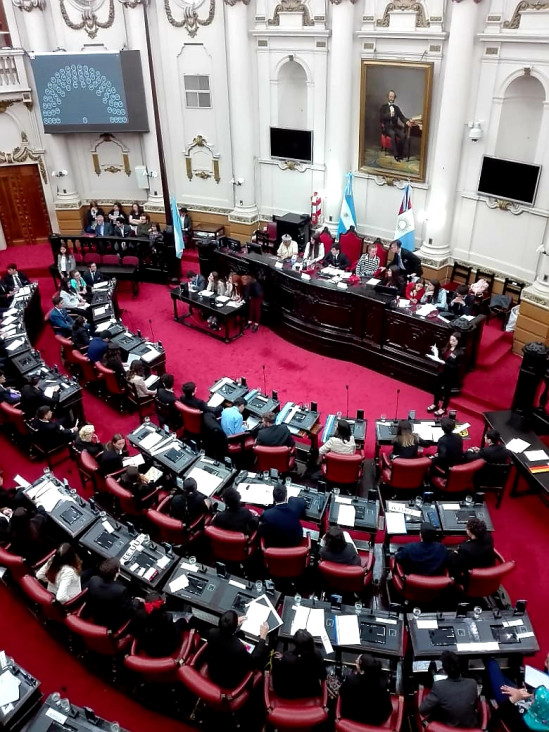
[277,58,308,130]
[495,75,545,163]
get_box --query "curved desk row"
[199,248,485,392]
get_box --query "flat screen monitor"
[31,51,149,133]
[477,156,541,206]
[270,127,313,163]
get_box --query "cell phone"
[514,600,527,615]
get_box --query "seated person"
[0,371,21,405]
[206,271,226,296]
[211,487,258,535]
[259,484,305,548]
[323,244,350,270]
[277,233,298,261]
[339,654,393,726]
[87,331,111,363]
[170,477,211,524]
[118,466,153,507]
[255,411,294,448]
[59,279,87,311]
[48,296,74,337]
[485,656,549,732]
[88,212,112,237]
[74,423,103,458]
[129,591,187,658]
[9,506,50,564]
[388,240,423,277]
[84,558,137,629]
[83,201,105,232]
[272,629,326,699]
[405,279,425,304]
[127,360,156,398]
[380,263,406,296]
[113,220,132,239]
[302,232,325,264]
[36,542,82,603]
[136,213,151,238]
[99,433,128,476]
[31,405,77,449]
[20,375,59,419]
[395,522,448,576]
[220,397,246,436]
[446,285,474,317]
[318,419,356,460]
[82,262,105,288]
[420,279,448,310]
[102,344,126,387]
[419,650,479,728]
[390,419,421,459]
[187,269,206,291]
[0,505,11,546]
[180,381,221,415]
[156,373,177,406]
[320,526,360,566]
[466,429,509,464]
[205,610,268,689]
[433,418,464,472]
[4,263,30,292]
[107,202,127,225]
[69,270,88,298]
[356,242,382,279]
[71,315,90,351]
[449,518,495,576]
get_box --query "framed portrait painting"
[358,60,433,183]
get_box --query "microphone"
[393,388,400,424]
[149,318,155,342]
[262,364,267,395]
[345,384,349,418]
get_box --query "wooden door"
[0,165,51,246]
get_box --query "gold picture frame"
[358,60,433,183]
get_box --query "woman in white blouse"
[318,419,356,459]
[36,543,82,603]
[302,233,325,264]
[128,360,157,398]
[59,279,87,310]
[206,271,226,296]
[57,245,76,278]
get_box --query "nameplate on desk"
[229,579,246,589]
[301,273,311,281]
[102,520,115,534]
[456,642,499,652]
[335,496,352,505]
[417,619,438,629]
[45,708,68,725]
[157,555,171,569]
[275,262,284,270]
[386,501,422,518]
[375,617,398,625]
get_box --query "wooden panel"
[518,300,549,321]
[515,314,549,340]
[0,165,50,246]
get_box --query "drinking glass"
[473,606,482,620]
[189,556,196,566]
[294,593,302,606]
[333,487,340,497]
[412,607,422,620]
[285,477,292,487]
[380,414,386,422]
[354,601,363,615]
[255,580,263,595]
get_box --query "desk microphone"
[262,364,267,395]
[393,388,400,424]
[149,318,155,342]
[345,384,349,418]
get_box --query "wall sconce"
[468,122,483,142]
[51,169,68,178]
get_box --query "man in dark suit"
[87,331,111,363]
[204,610,268,689]
[179,207,192,248]
[433,418,464,472]
[48,296,75,337]
[180,381,221,416]
[388,240,423,276]
[449,518,495,576]
[91,214,113,238]
[419,651,479,728]
[84,558,138,629]
[4,264,30,293]
[380,90,411,161]
[255,411,295,448]
[395,522,448,576]
[187,270,206,291]
[82,262,105,288]
[465,429,509,464]
[31,405,77,450]
[212,488,258,535]
[20,375,59,418]
[323,244,350,270]
[0,281,13,310]
[260,484,305,548]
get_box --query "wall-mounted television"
[270,127,313,163]
[477,155,541,206]
[31,51,149,133]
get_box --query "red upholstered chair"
[376,242,388,269]
[74,251,83,263]
[54,334,81,370]
[72,350,102,388]
[381,127,393,156]
[264,670,329,730]
[0,545,29,584]
[227,431,255,458]
[95,363,126,409]
[391,558,453,604]
[339,230,363,270]
[457,550,516,599]
[321,453,364,491]
[416,686,489,732]
[124,629,199,684]
[431,459,486,495]
[76,449,100,492]
[145,495,209,546]
[318,552,374,595]
[178,642,262,723]
[101,254,120,265]
[83,252,101,264]
[174,401,202,441]
[19,575,87,624]
[261,535,311,580]
[205,525,258,563]
[253,445,296,474]
[381,457,432,493]
[0,402,30,445]
[104,475,158,518]
[122,255,139,267]
[336,692,404,732]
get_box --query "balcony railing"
[0,49,31,96]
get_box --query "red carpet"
[0,250,547,730]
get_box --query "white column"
[420,0,483,263]
[121,0,163,207]
[223,0,259,224]
[17,2,80,205]
[530,224,549,298]
[324,0,356,226]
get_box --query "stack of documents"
[187,466,223,497]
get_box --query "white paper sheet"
[456,642,499,652]
[291,605,310,635]
[187,466,223,497]
[169,573,189,593]
[238,482,273,506]
[0,670,20,706]
[525,666,549,690]
[123,454,145,468]
[385,512,407,534]
[144,374,159,388]
[139,431,163,451]
[524,450,549,462]
[417,619,439,629]
[506,438,530,454]
[307,608,327,637]
[141,346,162,363]
[207,392,225,408]
[335,496,352,505]
[240,600,270,636]
[5,338,25,352]
[335,615,360,646]
[337,504,356,527]
[157,555,170,569]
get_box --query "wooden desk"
[171,287,245,343]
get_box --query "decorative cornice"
[521,288,549,310]
[503,0,549,28]
[164,0,215,34]
[184,134,221,183]
[12,0,46,11]
[376,0,430,27]
[276,159,308,172]
[118,0,146,7]
[373,175,408,188]
[268,0,314,25]
[60,0,115,38]
[329,0,360,4]
[0,131,47,183]
[484,196,524,214]
[224,0,251,4]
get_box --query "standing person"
[427,333,464,417]
[179,207,192,248]
[380,90,412,162]
[388,240,423,277]
[36,542,82,603]
[338,654,393,726]
[241,274,263,332]
[57,245,76,278]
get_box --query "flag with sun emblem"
[395,184,415,251]
[337,172,357,238]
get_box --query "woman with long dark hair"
[169,477,211,524]
[130,591,186,657]
[320,526,360,565]
[71,315,90,351]
[319,419,356,458]
[36,542,82,603]
[9,507,49,563]
[339,654,393,725]
[427,331,464,417]
[420,278,447,310]
[272,629,326,699]
[206,271,226,296]
[99,433,128,475]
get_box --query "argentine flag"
[170,194,185,259]
[394,184,415,251]
[337,172,357,238]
